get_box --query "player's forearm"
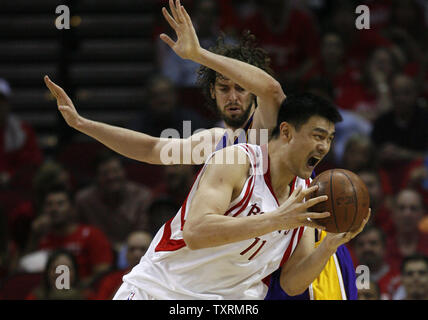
[183,212,280,250]
[194,48,283,100]
[280,240,338,296]
[75,117,162,164]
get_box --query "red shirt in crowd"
[242,8,320,74]
[90,268,130,300]
[38,224,113,279]
[385,233,428,271]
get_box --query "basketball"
[307,169,370,233]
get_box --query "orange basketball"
[307,169,370,233]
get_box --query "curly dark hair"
[197,30,274,114]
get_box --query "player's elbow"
[182,224,202,250]
[264,79,285,103]
[280,275,306,297]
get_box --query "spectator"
[25,184,113,286]
[241,0,321,87]
[147,196,180,237]
[398,254,428,300]
[32,160,73,214]
[386,189,428,271]
[357,280,381,300]
[157,0,226,87]
[356,169,394,235]
[371,74,428,192]
[92,231,152,300]
[75,150,152,255]
[303,32,361,96]
[335,47,398,122]
[326,0,392,69]
[151,164,196,208]
[352,226,400,299]
[128,74,213,137]
[26,249,88,300]
[341,134,393,200]
[0,78,43,198]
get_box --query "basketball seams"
[339,170,358,233]
[330,170,340,233]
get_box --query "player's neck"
[267,141,295,198]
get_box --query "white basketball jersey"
[122,144,309,299]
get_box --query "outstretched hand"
[324,208,371,248]
[160,0,201,61]
[44,75,80,129]
[274,185,331,231]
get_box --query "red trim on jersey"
[263,157,279,206]
[224,176,254,216]
[155,166,204,252]
[232,177,255,217]
[154,217,186,252]
[225,145,256,217]
[279,227,301,267]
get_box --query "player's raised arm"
[44,75,221,165]
[184,148,330,250]
[160,0,285,131]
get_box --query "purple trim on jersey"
[264,267,310,300]
[264,244,357,300]
[215,113,254,151]
[336,244,358,300]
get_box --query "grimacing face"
[210,75,255,129]
[284,116,335,179]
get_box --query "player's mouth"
[306,156,321,169]
[225,105,242,115]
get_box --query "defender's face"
[211,76,254,129]
[285,116,335,179]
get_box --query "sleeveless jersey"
[214,112,357,300]
[122,144,307,299]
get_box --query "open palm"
[44,75,80,128]
[160,0,201,61]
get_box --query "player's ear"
[279,122,292,142]
[210,84,215,100]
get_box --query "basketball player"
[45,0,358,299]
[111,93,368,299]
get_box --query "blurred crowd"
[0,0,428,300]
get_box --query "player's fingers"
[302,211,330,221]
[169,0,182,24]
[301,218,326,230]
[176,0,186,22]
[290,185,303,199]
[180,4,192,26]
[162,7,179,30]
[304,195,328,208]
[349,208,371,238]
[44,75,63,98]
[159,33,175,48]
[301,185,319,197]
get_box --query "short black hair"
[271,93,342,138]
[401,254,428,274]
[43,183,74,204]
[354,225,387,247]
[93,149,122,171]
